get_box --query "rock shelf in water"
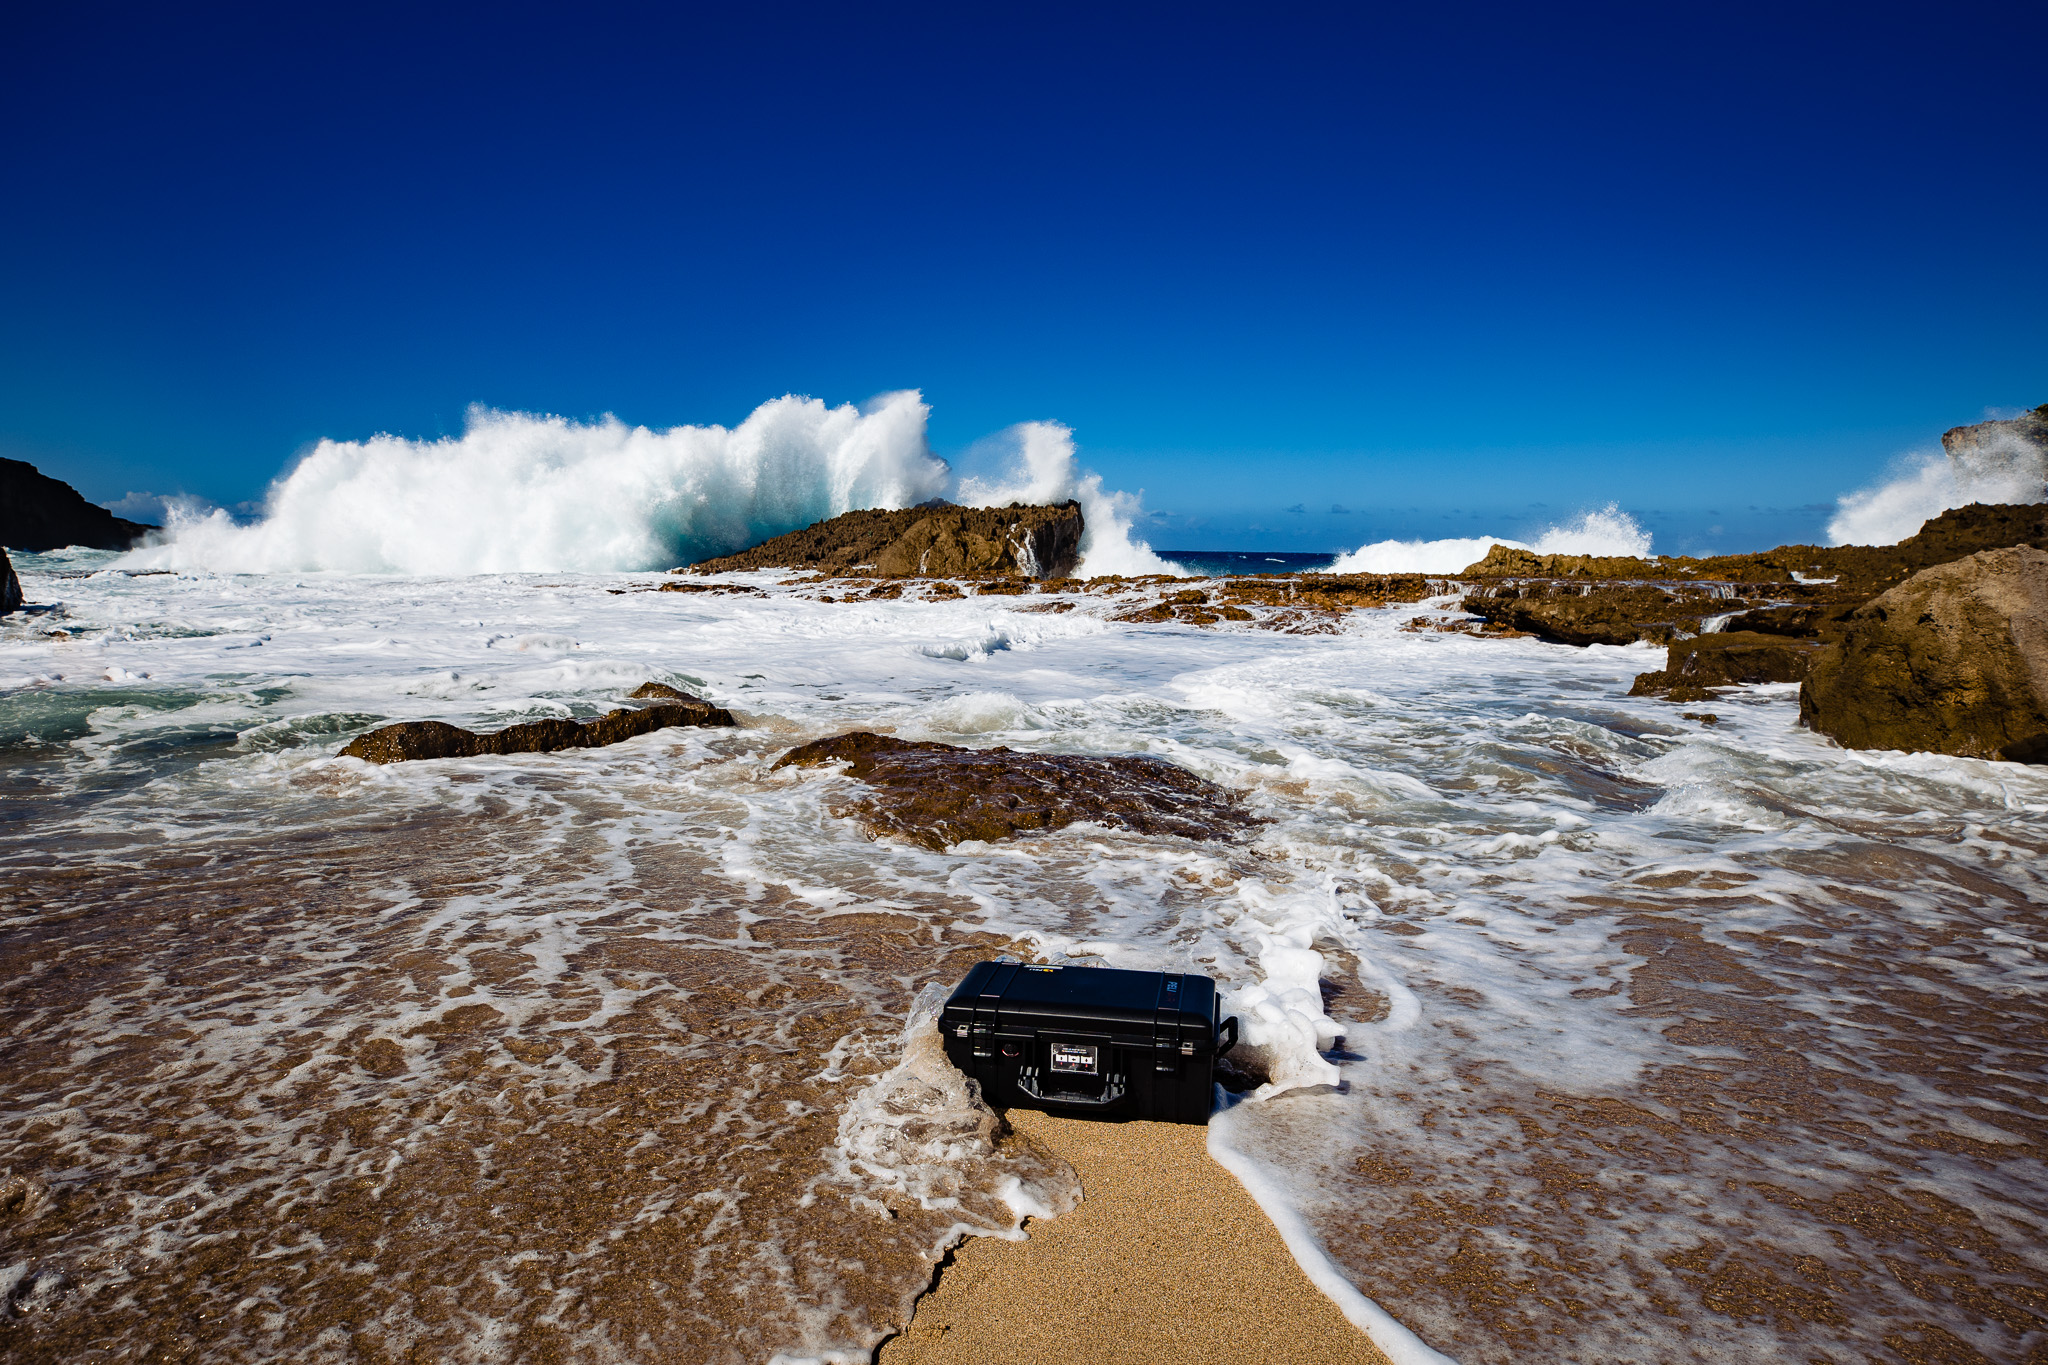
[1628,632,1825,702]
[340,683,735,764]
[772,731,1256,850]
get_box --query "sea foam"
[119,393,1176,579]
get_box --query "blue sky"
[3,1,2043,554]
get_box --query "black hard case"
[939,962,1239,1125]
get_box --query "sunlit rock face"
[687,501,1084,579]
[1801,544,2048,763]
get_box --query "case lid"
[941,961,1220,1044]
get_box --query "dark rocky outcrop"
[1,458,157,552]
[1629,632,1825,701]
[684,502,1083,579]
[1460,582,1760,647]
[341,687,736,764]
[1,548,20,615]
[771,731,1256,850]
[1715,603,1855,638]
[1799,546,2048,763]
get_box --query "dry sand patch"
[881,1107,1391,1365]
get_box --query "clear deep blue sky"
[4,1,2043,553]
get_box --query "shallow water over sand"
[3,554,2044,1363]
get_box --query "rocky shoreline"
[661,484,2046,764]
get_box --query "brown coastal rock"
[1459,582,1755,647]
[686,502,1083,579]
[772,732,1256,850]
[341,688,736,764]
[1629,632,1824,699]
[1799,546,2048,762]
[1460,545,1664,579]
[1458,502,2048,594]
[1,547,20,615]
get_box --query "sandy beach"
[880,1107,1391,1365]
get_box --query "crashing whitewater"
[121,392,1175,578]
[114,391,2045,581]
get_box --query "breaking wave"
[1828,425,2048,546]
[120,392,1174,578]
[1325,503,1653,574]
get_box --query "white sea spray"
[1327,502,1653,573]
[115,394,1175,578]
[1829,425,2048,545]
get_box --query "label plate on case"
[1049,1043,1098,1074]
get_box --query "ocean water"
[4,550,2043,1365]
[1157,551,1339,577]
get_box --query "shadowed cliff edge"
[0,458,157,552]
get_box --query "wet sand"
[880,1107,1392,1365]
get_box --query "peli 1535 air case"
[939,962,1239,1124]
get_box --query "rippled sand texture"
[5,555,2047,1363]
[0,742,1074,1363]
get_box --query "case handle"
[1216,1016,1239,1056]
[1015,1068,1129,1108]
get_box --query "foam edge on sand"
[1207,1100,1461,1365]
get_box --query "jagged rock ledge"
[340,683,735,764]
[772,731,1257,850]
[684,501,1084,579]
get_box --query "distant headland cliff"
[0,458,157,552]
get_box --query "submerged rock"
[1,547,20,614]
[686,501,1083,579]
[1,457,157,552]
[341,687,736,764]
[1799,546,2048,763]
[1629,631,1824,699]
[772,732,1256,850]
